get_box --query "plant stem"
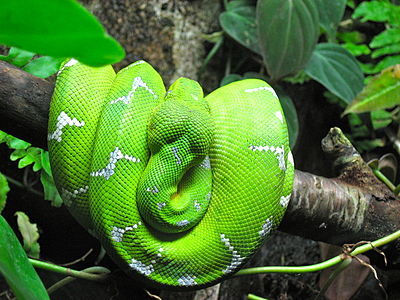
[47,266,109,294]
[29,259,110,281]
[235,230,400,276]
[248,294,268,300]
[373,169,396,192]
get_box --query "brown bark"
[0,60,398,248]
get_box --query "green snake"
[48,59,294,289]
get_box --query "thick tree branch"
[0,60,399,247]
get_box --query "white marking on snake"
[194,201,201,211]
[124,60,146,70]
[249,145,286,171]
[157,247,164,258]
[275,111,283,123]
[90,147,140,180]
[110,76,157,104]
[111,221,142,242]
[48,111,85,142]
[61,185,89,207]
[259,218,273,237]
[177,220,189,226]
[199,156,211,169]
[157,202,166,210]
[244,86,278,98]
[206,192,212,201]
[280,194,291,208]
[172,147,181,164]
[178,275,197,286]
[288,151,294,166]
[57,58,78,75]
[146,186,159,193]
[129,258,154,276]
[220,234,245,273]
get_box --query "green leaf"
[305,43,364,103]
[0,172,9,213]
[0,130,8,143]
[315,0,346,40]
[345,65,400,114]
[226,0,254,11]
[342,43,371,57]
[23,56,64,78]
[219,5,260,53]
[370,28,400,49]
[275,89,299,149]
[15,212,41,259]
[0,0,125,67]
[0,216,49,300]
[0,47,35,67]
[352,1,400,25]
[220,74,244,86]
[371,44,400,59]
[7,136,31,150]
[257,0,319,80]
[40,171,63,207]
[371,110,392,130]
[40,151,52,175]
[17,148,42,170]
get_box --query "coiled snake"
[48,59,294,289]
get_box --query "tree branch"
[0,60,399,247]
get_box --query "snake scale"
[48,59,294,289]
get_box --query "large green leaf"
[0,172,9,213]
[256,0,319,80]
[344,65,400,114]
[0,216,49,300]
[219,3,260,53]
[0,0,124,67]
[315,0,346,40]
[305,43,364,103]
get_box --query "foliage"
[14,212,41,259]
[257,0,320,80]
[0,215,49,300]
[0,172,9,213]
[345,65,400,114]
[0,0,124,67]
[218,0,400,156]
[0,47,64,78]
[0,131,62,207]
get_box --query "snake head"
[147,77,213,163]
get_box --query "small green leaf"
[15,212,40,259]
[0,131,8,143]
[0,47,36,67]
[0,216,49,300]
[23,56,64,78]
[0,0,125,67]
[345,65,400,114]
[40,151,52,175]
[342,43,371,57]
[219,5,260,53]
[305,43,364,103]
[257,0,320,80]
[7,136,31,150]
[0,172,9,213]
[315,0,346,40]
[371,110,392,130]
[352,1,400,25]
[370,28,400,49]
[40,171,63,207]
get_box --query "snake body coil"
[48,59,294,289]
